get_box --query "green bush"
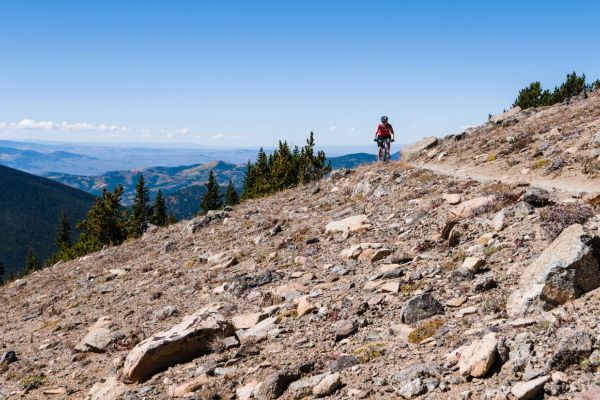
[513,72,595,110]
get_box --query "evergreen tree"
[74,185,127,254]
[129,175,151,237]
[0,261,4,284]
[199,170,222,213]
[167,213,177,225]
[552,72,586,103]
[56,211,72,249]
[239,132,331,201]
[224,180,240,206]
[151,189,168,227]
[241,161,257,200]
[254,148,270,195]
[25,249,41,271]
[513,72,591,110]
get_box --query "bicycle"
[374,137,393,162]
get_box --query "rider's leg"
[378,146,382,161]
[386,139,391,156]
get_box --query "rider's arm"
[390,124,395,141]
[374,124,380,139]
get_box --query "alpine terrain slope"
[0,165,96,275]
[2,91,600,400]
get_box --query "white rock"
[325,215,370,234]
[312,372,341,397]
[510,376,549,399]
[447,332,498,378]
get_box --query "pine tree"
[241,161,257,200]
[224,180,240,206]
[56,211,72,249]
[151,189,168,227]
[0,261,4,284]
[129,175,151,237]
[167,213,177,225]
[199,170,222,213]
[254,148,270,196]
[74,185,127,254]
[25,249,41,271]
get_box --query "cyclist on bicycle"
[374,115,394,161]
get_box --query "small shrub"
[540,203,594,239]
[583,157,600,175]
[276,309,298,321]
[487,153,497,162]
[20,375,46,392]
[407,318,443,344]
[352,342,387,362]
[531,158,550,169]
[483,244,507,258]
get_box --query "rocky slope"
[1,163,600,400]
[2,97,600,399]
[408,88,600,189]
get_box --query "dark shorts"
[375,136,391,147]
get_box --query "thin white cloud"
[328,126,337,132]
[0,118,129,133]
[160,127,190,138]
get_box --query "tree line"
[198,132,331,212]
[512,72,600,110]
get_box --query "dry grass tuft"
[407,318,443,344]
[352,342,387,362]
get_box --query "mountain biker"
[374,116,394,161]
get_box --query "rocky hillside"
[409,88,600,190]
[2,146,600,399]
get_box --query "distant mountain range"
[0,140,260,175]
[0,139,393,176]
[0,165,96,275]
[45,161,247,207]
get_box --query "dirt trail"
[416,161,600,197]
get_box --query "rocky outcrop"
[401,136,438,159]
[489,106,521,124]
[123,311,234,382]
[508,224,600,317]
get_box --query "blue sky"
[0,0,599,148]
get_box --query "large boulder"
[507,224,600,317]
[401,293,443,324]
[521,187,551,207]
[446,333,499,378]
[75,317,123,353]
[123,311,234,382]
[325,215,370,234]
[510,376,549,400]
[450,196,495,218]
[401,136,438,159]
